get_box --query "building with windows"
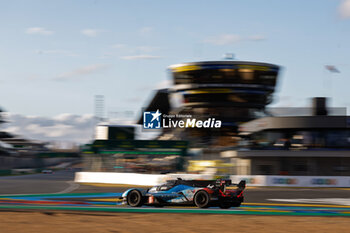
[225,98,350,176]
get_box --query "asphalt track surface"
[1,170,350,216]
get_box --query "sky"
[1,0,350,143]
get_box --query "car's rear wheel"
[231,201,241,207]
[231,196,243,207]
[127,190,143,207]
[219,201,232,209]
[194,190,210,208]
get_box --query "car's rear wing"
[235,180,246,190]
[170,178,246,190]
[216,179,246,189]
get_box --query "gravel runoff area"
[1,211,350,233]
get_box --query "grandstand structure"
[139,61,281,147]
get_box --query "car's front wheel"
[194,190,210,208]
[127,190,143,207]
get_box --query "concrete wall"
[74,172,350,187]
[74,172,212,186]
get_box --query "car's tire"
[231,202,241,207]
[219,201,232,209]
[127,190,143,207]
[194,190,210,208]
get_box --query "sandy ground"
[1,211,350,233]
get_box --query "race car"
[41,169,53,174]
[121,178,245,208]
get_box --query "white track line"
[55,181,80,194]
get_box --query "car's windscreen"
[157,182,174,191]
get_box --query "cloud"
[339,0,350,19]
[247,35,266,41]
[36,50,78,57]
[203,34,266,45]
[139,27,153,36]
[1,113,146,143]
[2,113,98,143]
[81,29,99,37]
[120,54,162,60]
[56,64,109,80]
[25,27,54,35]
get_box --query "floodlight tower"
[94,95,105,122]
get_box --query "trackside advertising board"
[230,175,350,187]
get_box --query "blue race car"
[122,178,245,208]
